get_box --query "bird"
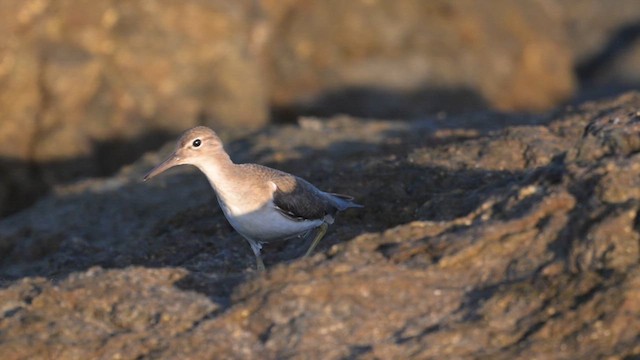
[143,126,362,271]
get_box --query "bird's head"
[143,126,224,181]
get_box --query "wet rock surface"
[2,92,640,358]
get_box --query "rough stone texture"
[0,0,579,217]
[2,92,640,358]
[0,267,218,360]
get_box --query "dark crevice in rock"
[571,283,605,311]
[258,323,275,344]
[394,323,441,345]
[341,344,374,359]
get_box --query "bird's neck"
[195,151,240,201]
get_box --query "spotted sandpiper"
[143,126,362,271]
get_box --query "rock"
[265,0,575,118]
[0,267,218,359]
[0,0,580,216]
[0,0,268,216]
[2,92,640,358]
[560,0,640,106]
[559,0,640,84]
[559,0,640,62]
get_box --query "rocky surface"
[0,0,582,216]
[4,1,640,218]
[2,92,640,358]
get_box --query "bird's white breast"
[219,199,322,242]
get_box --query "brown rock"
[264,0,575,117]
[559,0,640,84]
[0,0,268,216]
[7,0,640,219]
[2,92,640,358]
[0,267,217,359]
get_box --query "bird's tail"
[328,192,364,211]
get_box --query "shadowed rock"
[0,0,580,216]
[1,92,640,358]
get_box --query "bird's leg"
[255,254,266,272]
[246,238,266,272]
[304,223,329,257]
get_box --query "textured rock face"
[0,0,580,216]
[1,93,640,358]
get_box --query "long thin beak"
[143,153,181,181]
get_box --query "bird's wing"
[270,175,334,222]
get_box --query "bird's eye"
[192,139,202,148]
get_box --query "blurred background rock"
[1,0,639,217]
